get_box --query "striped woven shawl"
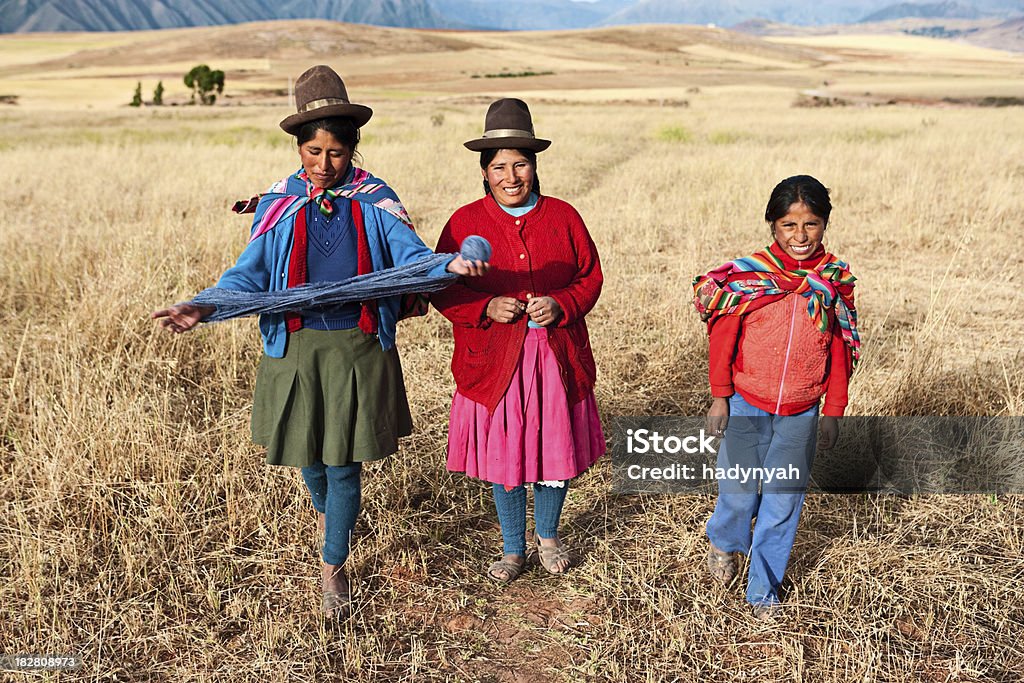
[692,246,860,367]
[234,165,414,239]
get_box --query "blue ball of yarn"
[460,235,492,262]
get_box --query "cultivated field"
[2,20,1023,683]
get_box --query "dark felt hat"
[279,65,373,135]
[463,98,551,152]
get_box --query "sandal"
[322,589,351,620]
[707,543,737,585]
[534,534,571,575]
[487,556,525,584]
[751,602,781,621]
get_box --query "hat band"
[481,128,535,139]
[299,97,350,113]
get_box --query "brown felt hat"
[279,65,373,135]
[463,98,551,152]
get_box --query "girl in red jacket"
[432,99,605,583]
[692,175,860,618]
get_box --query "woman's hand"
[526,296,562,327]
[818,416,840,450]
[447,255,489,277]
[707,396,729,437]
[486,296,525,324]
[151,303,215,334]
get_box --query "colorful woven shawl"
[692,246,861,367]
[232,166,428,322]
[234,166,414,238]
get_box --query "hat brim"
[280,103,373,135]
[464,136,551,153]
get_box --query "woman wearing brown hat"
[432,99,605,583]
[153,65,484,618]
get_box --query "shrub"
[184,65,224,106]
[657,125,693,143]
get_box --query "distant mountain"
[860,1,982,22]
[967,15,1024,49]
[732,18,811,35]
[599,0,749,27]
[2,0,1022,33]
[597,1,929,28]
[597,0,1024,29]
[431,0,621,30]
[0,0,461,33]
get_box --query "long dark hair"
[765,175,831,228]
[480,148,541,196]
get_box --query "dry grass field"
[1,20,1023,682]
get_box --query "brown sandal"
[487,556,526,584]
[707,543,737,585]
[534,535,571,575]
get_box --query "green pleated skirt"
[251,327,413,468]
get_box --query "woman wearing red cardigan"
[432,99,605,583]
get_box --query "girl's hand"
[707,397,729,437]
[447,255,490,277]
[486,296,525,324]
[818,416,840,450]
[526,296,562,327]
[152,303,215,334]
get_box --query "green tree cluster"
[128,80,166,107]
[184,65,225,105]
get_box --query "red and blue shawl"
[233,166,428,336]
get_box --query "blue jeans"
[706,393,818,606]
[492,482,570,556]
[301,461,362,566]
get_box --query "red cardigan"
[431,194,603,411]
[708,243,852,417]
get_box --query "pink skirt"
[446,327,606,488]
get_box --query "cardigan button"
[519,253,525,259]
[515,219,521,225]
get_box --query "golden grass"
[2,95,1023,682]
[767,34,1021,60]
[3,20,1019,110]
[2,23,1024,682]
[678,43,807,69]
[0,34,141,66]
[22,59,272,80]
[808,76,1024,99]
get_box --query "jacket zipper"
[776,295,799,414]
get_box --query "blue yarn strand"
[191,236,490,323]
[193,253,455,322]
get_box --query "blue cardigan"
[215,171,451,357]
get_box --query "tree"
[153,81,164,106]
[184,65,224,106]
[130,82,142,107]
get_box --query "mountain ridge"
[0,0,462,33]
[1,0,1022,34]
[860,1,983,22]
